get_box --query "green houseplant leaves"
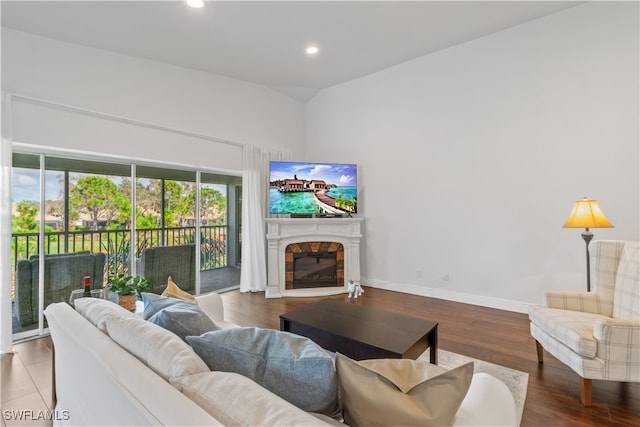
[107,273,152,296]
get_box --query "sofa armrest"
[453,373,517,426]
[545,291,608,315]
[196,292,225,322]
[45,303,222,426]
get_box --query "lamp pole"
[581,228,594,292]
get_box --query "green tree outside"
[70,175,129,230]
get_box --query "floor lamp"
[563,197,614,292]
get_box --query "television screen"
[269,161,357,215]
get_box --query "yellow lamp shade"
[563,198,614,229]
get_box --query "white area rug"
[418,349,529,426]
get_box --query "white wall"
[1,28,305,348]
[305,2,639,312]
[2,29,304,171]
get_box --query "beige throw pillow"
[162,276,196,301]
[335,353,473,427]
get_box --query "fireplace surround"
[265,217,363,298]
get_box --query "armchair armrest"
[593,319,640,381]
[594,318,640,341]
[545,291,611,315]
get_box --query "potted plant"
[107,273,152,311]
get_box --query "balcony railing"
[11,225,229,278]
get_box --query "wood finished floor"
[2,287,638,426]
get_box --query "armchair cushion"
[528,305,608,358]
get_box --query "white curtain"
[1,93,13,353]
[240,145,291,293]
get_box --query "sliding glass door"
[10,152,241,340]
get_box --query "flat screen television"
[269,161,357,215]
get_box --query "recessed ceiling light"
[306,46,319,55]
[187,0,204,8]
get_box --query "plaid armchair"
[529,240,640,406]
[15,252,106,327]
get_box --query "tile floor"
[1,337,54,427]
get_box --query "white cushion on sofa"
[171,371,332,426]
[74,297,138,333]
[105,315,209,381]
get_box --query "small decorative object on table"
[107,274,152,311]
[347,280,364,299]
[90,289,104,299]
[82,276,92,297]
[69,289,84,307]
[70,276,102,307]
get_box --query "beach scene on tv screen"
[269,161,357,215]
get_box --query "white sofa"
[44,293,518,426]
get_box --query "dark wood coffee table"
[280,298,438,362]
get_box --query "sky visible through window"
[12,168,226,203]
[12,168,58,202]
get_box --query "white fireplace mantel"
[265,217,363,298]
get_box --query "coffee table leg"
[430,326,438,364]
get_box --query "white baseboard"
[362,278,530,314]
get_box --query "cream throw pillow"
[162,276,196,301]
[335,353,473,427]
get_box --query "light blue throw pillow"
[142,292,182,320]
[186,327,340,416]
[148,302,219,342]
[143,292,218,341]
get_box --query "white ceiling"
[2,1,583,103]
